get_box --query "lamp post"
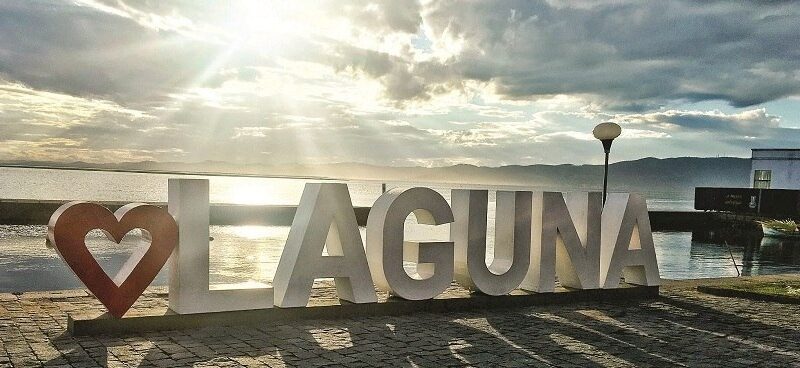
[592,122,622,205]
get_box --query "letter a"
[601,193,661,288]
[273,183,377,307]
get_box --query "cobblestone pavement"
[0,276,799,367]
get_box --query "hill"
[0,157,751,197]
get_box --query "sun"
[224,0,301,49]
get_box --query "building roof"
[751,148,800,151]
[752,149,800,161]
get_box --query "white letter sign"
[451,190,532,295]
[272,183,377,307]
[168,179,274,314]
[521,192,602,292]
[50,178,663,318]
[366,187,454,300]
[601,193,661,288]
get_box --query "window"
[753,170,771,189]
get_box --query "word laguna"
[47,179,659,318]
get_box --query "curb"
[69,286,659,336]
[697,285,800,305]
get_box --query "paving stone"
[1,276,800,367]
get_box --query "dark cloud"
[0,0,256,106]
[0,0,428,105]
[418,0,800,109]
[0,0,798,166]
[3,0,799,109]
[616,109,780,134]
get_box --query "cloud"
[0,0,262,106]
[599,108,800,159]
[416,0,800,109]
[0,0,798,167]
[335,0,422,35]
[611,108,781,134]
[9,0,798,109]
[432,122,537,147]
[0,79,182,160]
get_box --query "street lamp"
[592,122,622,205]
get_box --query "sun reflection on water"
[210,280,271,290]
[230,225,280,240]
[211,177,308,205]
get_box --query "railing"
[695,187,800,216]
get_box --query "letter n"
[521,192,602,292]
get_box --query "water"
[0,167,796,292]
[654,231,800,279]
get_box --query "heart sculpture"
[47,202,178,318]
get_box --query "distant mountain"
[0,157,751,198]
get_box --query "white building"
[751,149,800,189]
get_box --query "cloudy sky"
[1,0,799,167]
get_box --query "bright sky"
[0,0,799,166]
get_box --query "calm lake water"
[0,167,797,292]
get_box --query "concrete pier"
[0,199,370,227]
[1,199,718,231]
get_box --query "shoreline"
[5,273,797,305]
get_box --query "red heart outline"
[47,202,177,318]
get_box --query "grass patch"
[725,280,800,297]
[699,279,800,303]
[757,219,799,232]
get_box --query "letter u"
[451,190,532,295]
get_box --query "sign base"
[68,283,658,336]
